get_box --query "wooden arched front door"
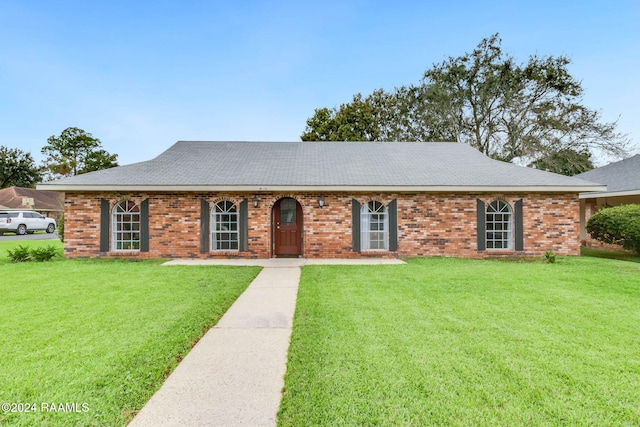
[273,198,303,257]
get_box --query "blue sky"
[1,1,638,166]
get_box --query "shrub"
[587,204,640,254]
[544,250,557,264]
[30,245,59,262]
[58,212,64,243]
[6,245,59,263]
[7,245,31,262]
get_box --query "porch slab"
[162,258,405,267]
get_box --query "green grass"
[0,239,64,262]
[279,257,640,426]
[0,240,260,426]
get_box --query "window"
[280,199,296,225]
[361,201,388,250]
[112,200,140,251]
[486,200,512,249]
[212,201,238,251]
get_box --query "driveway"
[0,232,60,241]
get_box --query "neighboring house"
[38,141,604,259]
[575,154,640,246]
[0,186,64,220]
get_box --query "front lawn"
[0,239,64,262]
[0,248,260,426]
[279,257,640,426]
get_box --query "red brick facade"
[63,191,580,259]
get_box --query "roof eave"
[579,189,640,199]
[37,184,607,193]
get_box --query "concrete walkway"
[129,258,404,426]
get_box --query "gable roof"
[575,154,640,198]
[38,141,605,192]
[0,186,64,211]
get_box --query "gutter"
[579,189,640,199]
[37,184,608,193]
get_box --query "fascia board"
[38,184,608,193]
[579,189,640,199]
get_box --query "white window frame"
[486,200,513,250]
[112,200,140,251]
[361,201,388,250]
[211,201,239,251]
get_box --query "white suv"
[0,211,57,235]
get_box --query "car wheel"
[16,224,27,235]
[46,224,55,234]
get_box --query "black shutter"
[352,199,361,252]
[100,199,110,252]
[239,199,248,252]
[200,199,210,253]
[140,199,149,252]
[476,199,486,251]
[388,199,398,251]
[514,199,524,251]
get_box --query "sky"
[1,1,638,167]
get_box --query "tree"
[41,127,118,180]
[301,89,429,143]
[301,93,385,141]
[301,34,631,174]
[587,204,640,254]
[419,34,629,166]
[529,148,594,176]
[0,146,42,188]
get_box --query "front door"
[273,198,303,257]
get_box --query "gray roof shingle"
[0,186,64,211]
[575,154,640,196]
[38,141,605,192]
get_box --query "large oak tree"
[301,34,631,174]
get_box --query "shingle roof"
[38,141,605,192]
[575,154,640,197]
[0,186,64,211]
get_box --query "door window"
[280,199,296,225]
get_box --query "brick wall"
[63,191,580,259]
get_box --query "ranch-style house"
[38,141,605,259]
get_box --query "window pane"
[211,201,239,251]
[112,200,141,251]
[280,199,296,225]
[485,201,512,250]
[361,201,388,251]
